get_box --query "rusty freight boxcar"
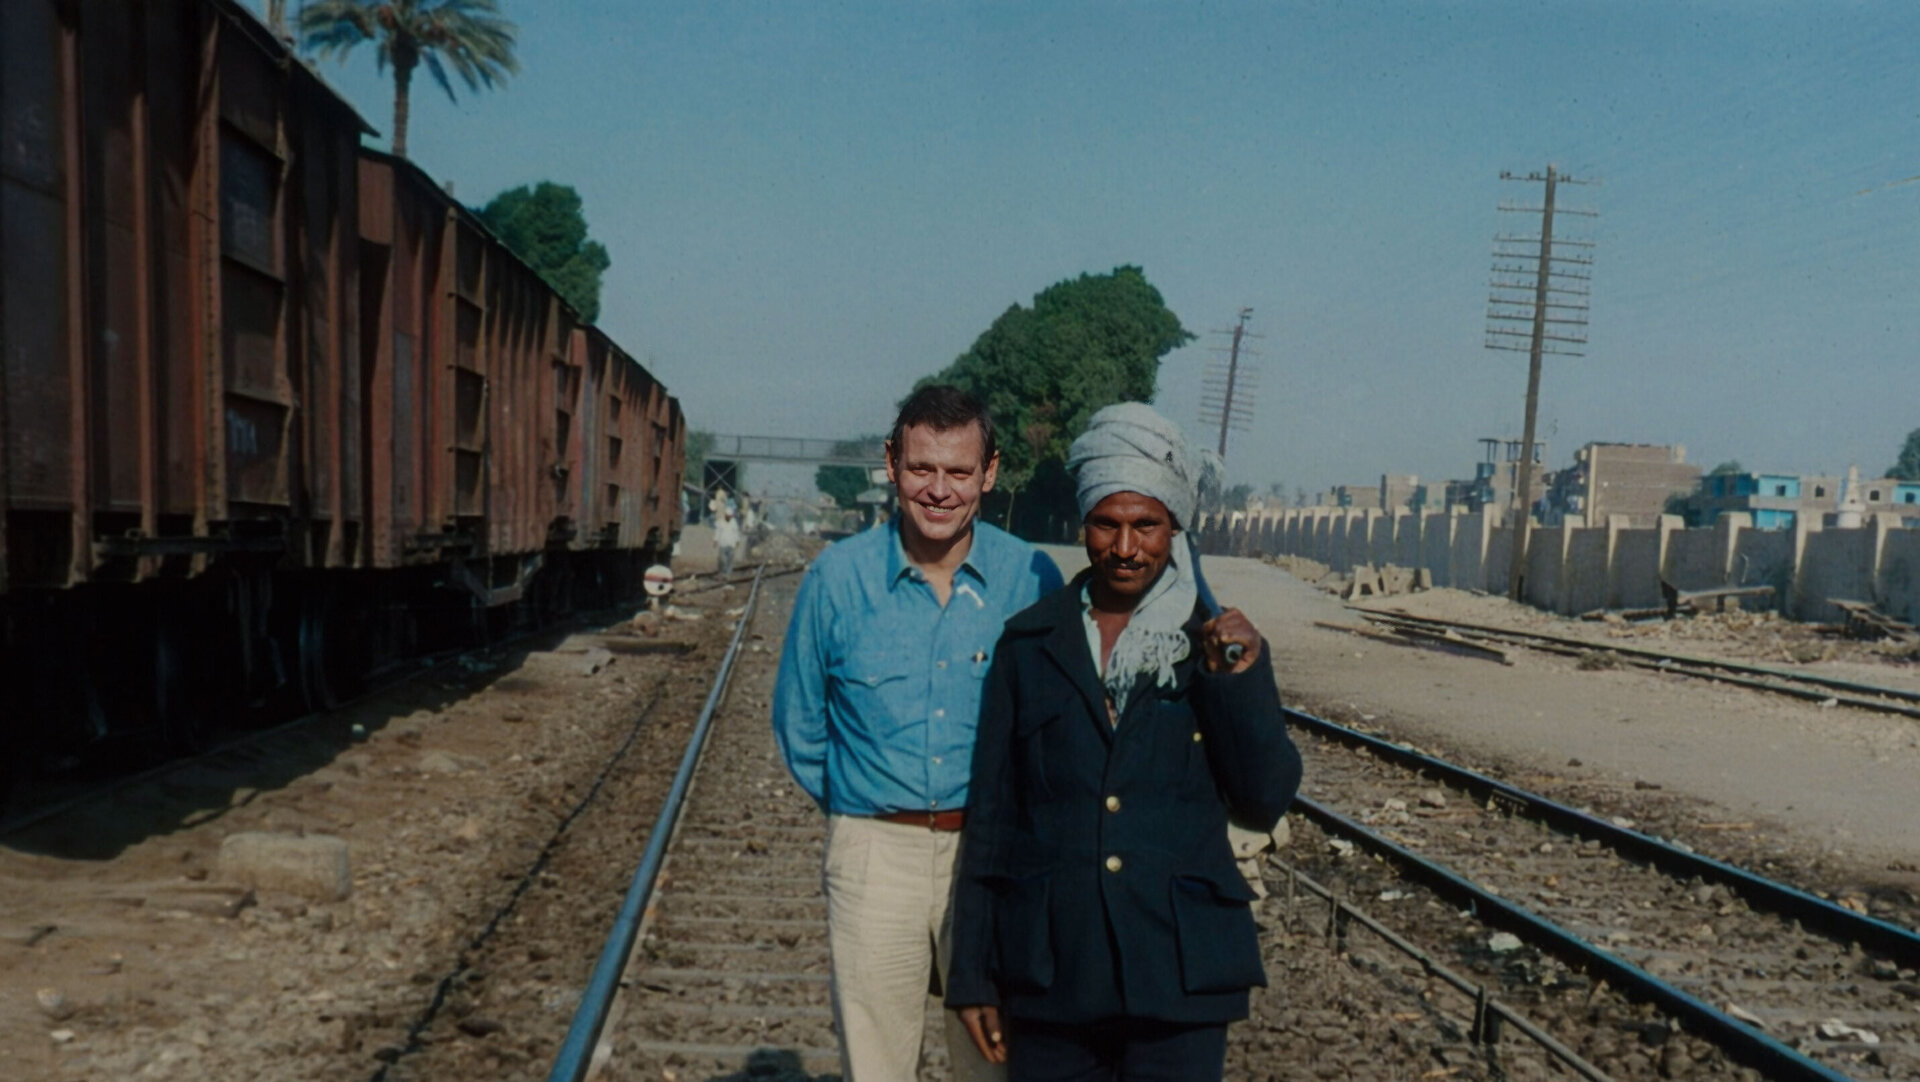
[1,0,373,759]
[354,151,684,651]
[0,0,684,792]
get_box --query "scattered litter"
[50,1029,75,1044]
[1488,932,1523,953]
[1816,1019,1879,1044]
[1378,890,1410,902]
[1417,789,1448,810]
[1327,838,1356,858]
[1725,1003,1767,1029]
[35,988,73,1021]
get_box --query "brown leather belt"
[873,809,967,831]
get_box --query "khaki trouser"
[823,815,1005,1082]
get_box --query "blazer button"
[1105,855,1123,873]
[1104,795,1121,813]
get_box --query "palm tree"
[297,0,518,159]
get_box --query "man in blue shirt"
[774,386,1063,1081]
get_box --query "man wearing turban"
[945,402,1302,1081]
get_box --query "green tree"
[1888,428,1920,481]
[298,0,518,159]
[477,182,611,322]
[1709,460,1744,476]
[919,266,1193,537]
[816,438,882,510]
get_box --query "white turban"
[1066,402,1221,528]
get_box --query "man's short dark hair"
[888,385,997,466]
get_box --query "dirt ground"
[1042,545,1920,892]
[0,529,765,1081]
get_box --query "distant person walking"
[773,385,1062,1081]
[713,505,742,576]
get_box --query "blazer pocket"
[1169,873,1267,994]
[992,873,1055,992]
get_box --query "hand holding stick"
[1187,534,1259,672]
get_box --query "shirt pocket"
[829,649,916,735]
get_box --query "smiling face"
[885,421,998,559]
[1083,490,1176,610]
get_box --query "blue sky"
[271,2,1919,496]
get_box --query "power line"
[1199,308,1260,461]
[1487,165,1597,602]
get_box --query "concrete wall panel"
[1524,525,1566,611]
[1732,528,1795,612]
[1422,513,1454,588]
[1483,522,1513,596]
[1367,511,1393,567]
[1664,528,1728,591]
[1879,529,1920,624]
[1793,527,1876,622]
[1564,527,1611,614]
[1610,527,1662,609]
[1394,513,1421,568]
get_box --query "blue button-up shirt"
[773,520,1063,816]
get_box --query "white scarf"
[1095,538,1196,714]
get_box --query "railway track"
[551,570,1520,1082]
[1349,608,1920,721]
[1287,709,1920,1081]
[515,576,1918,1082]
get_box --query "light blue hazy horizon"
[268,1,1920,497]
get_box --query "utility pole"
[1486,165,1595,602]
[1200,308,1259,460]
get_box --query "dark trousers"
[1007,1017,1229,1082]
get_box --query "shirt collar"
[886,519,988,591]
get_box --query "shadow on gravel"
[703,1048,840,1082]
[0,619,634,862]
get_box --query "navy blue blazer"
[945,575,1303,1025]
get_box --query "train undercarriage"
[0,544,664,807]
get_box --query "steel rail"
[1292,795,1860,1082]
[1353,607,1920,711]
[1285,707,1920,969]
[546,565,765,1082]
[1274,861,1615,1081]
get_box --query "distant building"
[1545,443,1700,527]
[1330,483,1383,510]
[1689,468,1920,530]
[1696,471,1816,530]
[1443,437,1547,517]
[1380,474,1427,513]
